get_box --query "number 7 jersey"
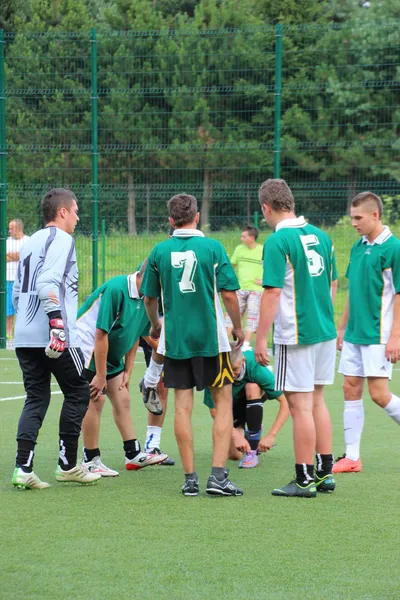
[141,229,239,359]
[262,216,337,345]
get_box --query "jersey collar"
[362,226,392,246]
[127,272,140,299]
[275,216,307,231]
[173,229,205,238]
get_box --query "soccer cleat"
[125,451,167,470]
[12,468,50,490]
[55,462,101,484]
[181,478,199,496]
[271,480,317,498]
[332,454,362,473]
[139,378,163,416]
[149,447,175,466]
[206,474,244,497]
[239,450,258,469]
[84,456,119,477]
[315,473,336,493]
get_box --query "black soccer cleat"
[149,448,175,466]
[271,479,317,498]
[139,378,163,416]
[181,478,199,496]
[315,473,336,493]
[206,475,243,497]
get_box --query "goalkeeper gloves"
[45,317,66,359]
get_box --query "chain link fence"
[1,21,399,345]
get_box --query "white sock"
[384,394,400,425]
[143,358,163,388]
[145,426,162,451]
[344,399,364,461]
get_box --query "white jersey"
[6,235,30,281]
[13,226,79,348]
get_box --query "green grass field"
[1,349,399,600]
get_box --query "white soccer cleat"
[55,461,101,484]
[125,451,168,470]
[84,456,119,477]
[12,467,50,490]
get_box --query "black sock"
[58,435,79,470]
[83,447,100,462]
[211,466,226,482]
[316,453,334,476]
[16,439,35,473]
[295,463,315,485]
[124,439,140,459]
[185,472,198,482]
[245,400,263,450]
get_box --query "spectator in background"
[226,226,263,351]
[6,220,29,339]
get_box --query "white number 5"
[300,234,325,277]
[171,251,198,293]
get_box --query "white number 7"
[171,251,198,293]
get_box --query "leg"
[286,390,315,465]
[106,373,136,441]
[368,377,400,424]
[244,382,263,449]
[211,384,233,468]
[226,290,247,339]
[6,315,14,338]
[313,385,332,455]
[174,388,195,473]
[244,291,262,345]
[81,394,106,450]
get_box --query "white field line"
[0,382,59,385]
[0,390,63,402]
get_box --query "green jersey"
[77,274,150,375]
[230,244,263,291]
[141,229,239,360]
[203,349,282,408]
[262,216,337,345]
[345,227,400,345]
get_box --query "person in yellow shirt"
[226,226,263,350]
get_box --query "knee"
[343,378,362,400]
[245,383,261,400]
[368,383,390,407]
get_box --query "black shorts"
[85,368,124,384]
[163,352,234,391]
[233,392,267,429]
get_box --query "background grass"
[1,349,400,600]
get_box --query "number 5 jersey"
[13,226,79,348]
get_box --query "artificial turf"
[1,349,399,600]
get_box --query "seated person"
[204,343,290,468]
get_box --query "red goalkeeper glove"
[45,318,66,359]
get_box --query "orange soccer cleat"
[332,455,362,473]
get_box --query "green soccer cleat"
[271,479,317,498]
[315,473,336,493]
[12,468,50,490]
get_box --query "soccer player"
[142,193,245,497]
[76,263,168,476]
[225,226,263,350]
[12,188,100,489]
[6,219,29,338]
[255,179,337,498]
[203,344,290,467]
[334,192,400,473]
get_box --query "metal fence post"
[273,23,282,179]
[101,218,106,284]
[0,30,6,349]
[91,28,99,291]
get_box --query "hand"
[150,320,162,341]
[119,370,131,391]
[45,318,66,359]
[336,328,345,351]
[255,337,269,366]
[233,432,251,453]
[90,374,107,402]
[258,433,276,452]
[385,335,400,364]
[231,326,245,348]
[255,278,262,286]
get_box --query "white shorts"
[338,341,393,379]
[225,290,262,333]
[275,339,336,392]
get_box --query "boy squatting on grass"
[204,344,290,468]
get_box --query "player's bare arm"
[221,289,244,347]
[119,339,139,391]
[331,279,338,304]
[258,393,290,452]
[255,287,281,365]
[90,328,108,401]
[144,296,162,340]
[385,294,400,363]
[337,295,349,351]
[7,251,20,261]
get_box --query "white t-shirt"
[6,235,30,281]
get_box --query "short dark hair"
[258,179,295,213]
[42,188,76,224]
[242,226,258,240]
[351,191,383,218]
[167,194,198,228]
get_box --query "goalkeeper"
[204,344,290,468]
